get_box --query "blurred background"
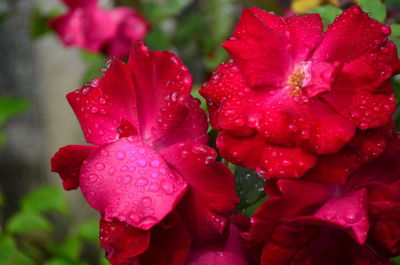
[0,0,399,264]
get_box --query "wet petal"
[80,137,187,230]
[312,5,392,63]
[51,145,97,190]
[128,42,207,146]
[100,217,150,265]
[223,9,291,88]
[67,58,138,145]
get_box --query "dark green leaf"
[0,236,34,265]
[6,210,53,234]
[309,6,342,30]
[78,220,99,244]
[44,258,88,265]
[145,26,171,51]
[359,0,387,23]
[392,255,400,265]
[242,196,267,217]
[235,166,266,212]
[52,237,82,261]
[21,186,68,214]
[0,97,30,127]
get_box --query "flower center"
[287,61,335,99]
[287,65,306,97]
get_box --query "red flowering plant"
[49,0,149,57]
[200,5,400,181]
[246,132,400,265]
[51,42,243,265]
[49,1,400,265]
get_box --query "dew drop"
[123,175,132,184]
[88,174,98,183]
[95,163,105,171]
[116,151,126,160]
[135,177,149,187]
[161,179,174,194]
[148,182,160,192]
[141,197,152,207]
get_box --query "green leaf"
[80,51,107,83]
[202,0,235,44]
[142,0,192,22]
[0,97,30,127]
[391,25,400,37]
[359,0,387,23]
[99,256,111,265]
[6,210,53,234]
[44,258,88,265]
[21,186,68,214]
[235,167,266,212]
[393,255,400,265]
[242,196,267,217]
[309,6,342,30]
[78,220,99,244]
[52,237,82,261]
[145,26,171,51]
[0,236,34,265]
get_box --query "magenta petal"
[292,189,370,244]
[312,5,392,63]
[51,145,97,190]
[249,8,323,63]
[67,58,138,145]
[186,225,249,265]
[49,7,115,52]
[62,0,97,9]
[105,7,150,58]
[100,217,150,265]
[80,137,187,230]
[222,8,291,88]
[160,142,238,214]
[128,42,207,145]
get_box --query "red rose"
[201,6,400,180]
[247,133,400,265]
[51,42,238,264]
[49,0,149,57]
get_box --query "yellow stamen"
[288,66,305,97]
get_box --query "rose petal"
[67,58,138,145]
[312,5,392,64]
[100,217,150,265]
[139,214,191,265]
[223,9,291,88]
[51,145,97,190]
[80,137,187,230]
[186,225,249,265]
[128,42,207,146]
[160,142,238,214]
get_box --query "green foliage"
[235,166,266,213]
[145,26,171,51]
[142,0,192,23]
[309,6,342,30]
[80,51,107,83]
[21,186,68,215]
[393,256,400,265]
[6,210,53,234]
[0,236,34,265]
[0,97,30,127]
[44,258,88,265]
[52,237,82,261]
[389,25,400,57]
[77,220,99,244]
[359,0,387,23]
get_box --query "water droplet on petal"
[88,174,98,183]
[95,163,105,171]
[135,177,149,187]
[141,197,152,207]
[161,179,174,194]
[116,151,126,160]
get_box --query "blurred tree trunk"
[0,0,46,220]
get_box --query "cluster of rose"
[51,3,400,265]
